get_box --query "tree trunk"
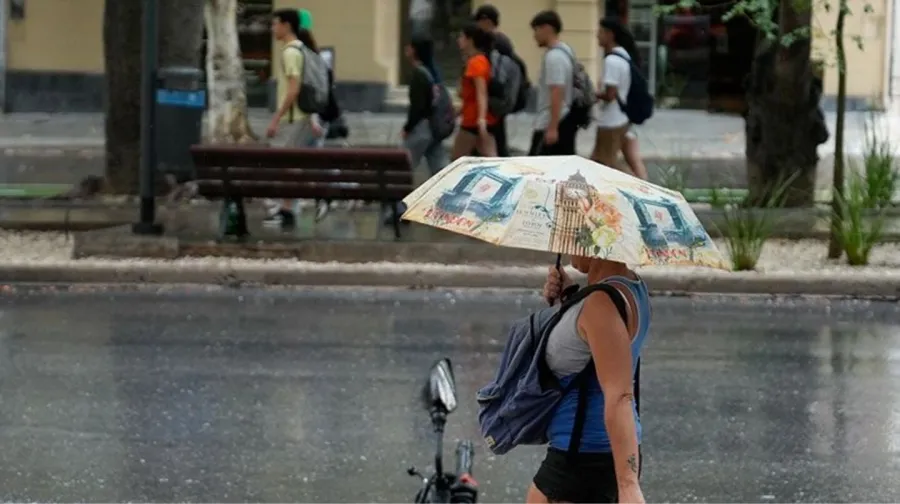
[827,0,849,258]
[103,0,205,194]
[159,0,206,67]
[103,0,142,194]
[204,0,257,144]
[744,0,829,207]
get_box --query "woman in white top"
[592,18,648,181]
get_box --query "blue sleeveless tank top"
[545,276,651,452]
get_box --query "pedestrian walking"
[525,260,649,503]
[296,28,339,221]
[450,23,498,160]
[401,36,449,177]
[527,10,580,156]
[384,36,451,226]
[592,17,652,180]
[622,129,649,180]
[265,9,329,228]
[473,4,531,157]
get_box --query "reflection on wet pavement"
[1,287,900,502]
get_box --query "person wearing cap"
[298,8,313,30]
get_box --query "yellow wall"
[813,0,889,102]
[6,0,105,73]
[5,0,892,105]
[272,0,400,84]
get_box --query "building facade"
[0,0,897,113]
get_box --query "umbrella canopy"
[402,156,728,270]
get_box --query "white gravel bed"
[0,231,898,278]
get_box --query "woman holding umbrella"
[527,256,649,503]
[399,153,728,503]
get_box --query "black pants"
[533,448,641,503]
[469,116,509,157]
[528,113,578,156]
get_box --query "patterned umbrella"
[402,155,728,269]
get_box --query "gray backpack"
[551,46,597,128]
[285,42,329,114]
[487,50,523,117]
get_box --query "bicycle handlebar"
[455,440,474,476]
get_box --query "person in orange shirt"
[451,23,498,160]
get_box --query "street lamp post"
[133,0,163,235]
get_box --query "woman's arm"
[579,293,642,496]
[473,77,489,127]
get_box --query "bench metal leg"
[391,202,401,239]
[219,196,250,242]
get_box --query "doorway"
[398,0,473,86]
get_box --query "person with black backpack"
[592,17,653,179]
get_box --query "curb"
[1,262,898,298]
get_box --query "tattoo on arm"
[627,454,639,474]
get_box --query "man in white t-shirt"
[592,19,632,169]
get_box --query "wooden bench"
[190,145,414,240]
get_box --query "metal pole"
[0,0,8,114]
[133,0,163,235]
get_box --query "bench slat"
[196,181,412,200]
[196,166,414,185]
[190,145,413,172]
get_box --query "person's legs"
[264,118,317,228]
[385,122,434,225]
[451,128,480,160]
[494,117,509,157]
[475,129,498,157]
[528,130,545,156]
[553,114,579,155]
[622,130,648,180]
[591,124,628,169]
[423,139,449,176]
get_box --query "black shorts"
[533,448,641,503]
[460,123,500,136]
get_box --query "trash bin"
[155,66,205,182]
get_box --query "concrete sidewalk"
[1,259,898,298]
[0,108,896,189]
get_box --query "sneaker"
[263,208,296,229]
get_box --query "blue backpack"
[476,282,636,455]
[607,52,654,126]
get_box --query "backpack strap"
[565,282,630,458]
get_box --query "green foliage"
[652,163,690,195]
[716,174,797,271]
[708,186,728,209]
[830,171,886,265]
[656,0,871,51]
[860,118,898,209]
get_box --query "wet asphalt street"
[2,286,900,503]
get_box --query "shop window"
[656,0,756,113]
